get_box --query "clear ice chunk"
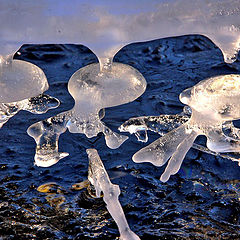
[119,114,189,138]
[0,94,59,128]
[67,60,146,140]
[0,55,59,127]
[0,55,48,103]
[27,60,147,167]
[120,114,240,166]
[27,113,69,167]
[121,74,240,182]
[87,148,140,240]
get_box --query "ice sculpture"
[1,0,240,63]
[0,54,59,127]
[87,148,140,240]
[27,60,146,167]
[127,74,240,182]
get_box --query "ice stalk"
[87,149,140,240]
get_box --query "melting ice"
[1,0,240,167]
[121,74,240,182]
[27,60,146,167]
[87,148,140,240]
[0,55,59,127]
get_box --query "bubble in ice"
[132,74,240,182]
[27,59,147,167]
[0,55,59,128]
[87,148,140,240]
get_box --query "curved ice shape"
[0,55,59,127]
[87,148,140,240]
[119,114,240,164]
[131,74,240,182]
[0,0,240,63]
[27,60,147,167]
[0,55,48,103]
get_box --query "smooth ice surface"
[131,74,240,182]
[68,61,146,138]
[27,61,146,167]
[0,54,59,128]
[68,62,146,111]
[0,0,240,62]
[0,55,48,103]
[87,148,140,240]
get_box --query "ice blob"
[27,59,146,167]
[0,54,59,127]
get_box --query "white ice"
[0,0,240,63]
[87,148,140,240]
[0,54,59,127]
[27,60,146,167]
[0,55,48,103]
[129,74,240,182]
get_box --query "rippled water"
[0,35,240,239]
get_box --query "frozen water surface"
[0,0,240,62]
[131,74,240,182]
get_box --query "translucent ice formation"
[119,114,189,143]
[1,0,240,63]
[27,60,146,167]
[0,54,59,127]
[130,74,240,182]
[119,114,240,165]
[87,148,140,240]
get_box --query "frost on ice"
[0,54,59,128]
[27,59,146,167]
[87,148,140,240]
[121,74,240,182]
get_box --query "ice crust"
[123,74,240,182]
[27,61,146,167]
[87,148,140,240]
[0,0,240,63]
